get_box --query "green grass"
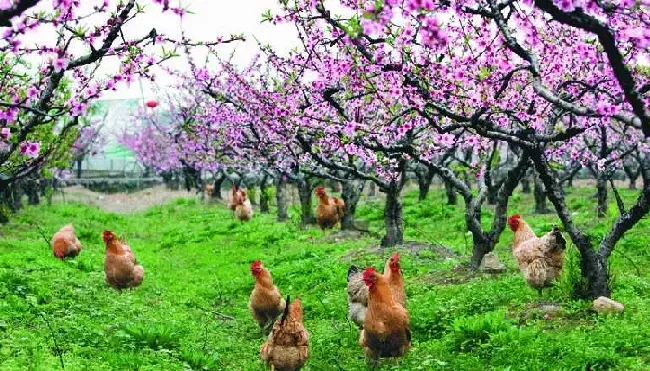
[1,187,650,370]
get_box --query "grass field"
[1,187,649,370]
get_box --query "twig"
[30,222,50,248]
[25,300,65,369]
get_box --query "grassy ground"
[1,187,649,370]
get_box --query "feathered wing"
[260,296,309,371]
[347,266,368,328]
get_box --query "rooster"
[359,267,410,364]
[102,230,144,290]
[51,224,82,259]
[229,184,240,211]
[249,260,286,335]
[260,296,309,371]
[315,186,345,230]
[347,253,406,329]
[508,214,566,295]
[234,189,254,222]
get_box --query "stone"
[480,252,506,273]
[592,296,624,314]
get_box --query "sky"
[102,0,301,100]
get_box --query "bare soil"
[53,185,195,214]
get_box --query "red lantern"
[145,100,158,108]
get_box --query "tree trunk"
[276,180,288,222]
[520,176,531,193]
[415,167,434,201]
[368,182,376,198]
[211,173,224,199]
[381,188,404,247]
[260,178,271,214]
[596,176,608,218]
[297,178,315,227]
[341,180,365,230]
[25,179,40,205]
[487,187,498,205]
[443,178,458,205]
[77,159,82,179]
[10,181,23,212]
[629,177,637,190]
[533,174,550,214]
[0,186,11,224]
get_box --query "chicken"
[384,252,406,308]
[234,189,254,222]
[102,230,144,290]
[315,186,345,230]
[347,266,368,329]
[51,224,82,259]
[359,267,410,364]
[205,184,215,197]
[249,260,286,335]
[260,296,309,371]
[508,214,566,295]
[229,184,240,211]
[347,253,405,329]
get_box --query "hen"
[229,184,240,211]
[359,267,410,364]
[103,230,144,290]
[249,260,286,335]
[260,296,309,371]
[508,214,566,295]
[315,186,345,230]
[234,189,254,222]
[347,253,405,329]
[51,224,82,259]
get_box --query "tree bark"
[533,173,551,214]
[520,176,531,193]
[10,180,23,212]
[77,159,82,179]
[259,174,271,213]
[415,166,434,201]
[596,176,608,218]
[297,178,315,227]
[381,186,404,247]
[211,171,224,200]
[276,180,288,222]
[368,181,376,198]
[443,178,458,205]
[25,178,40,205]
[341,180,365,230]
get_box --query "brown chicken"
[359,267,410,364]
[249,260,286,335]
[229,184,240,211]
[260,296,309,371]
[384,252,406,307]
[315,186,345,230]
[234,189,254,222]
[508,214,566,295]
[51,224,82,259]
[205,184,215,197]
[102,230,144,290]
[347,253,405,329]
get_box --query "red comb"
[251,260,261,269]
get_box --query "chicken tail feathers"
[280,295,291,326]
[348,265,362,281]
[552,225,567,250]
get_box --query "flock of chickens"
[48,185,567,370]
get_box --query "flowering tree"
[250,0,650,296]
[0,0,183,192]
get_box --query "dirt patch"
[53,185,195,214]
[418,264,476,286]
[339,241,458,263]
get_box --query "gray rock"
[480,252,506,273]
[592,296,624,314]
